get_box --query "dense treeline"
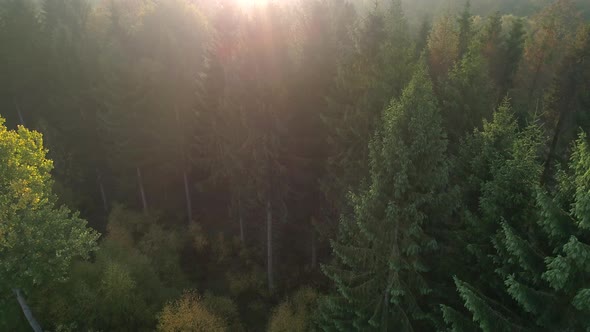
[1,0,589,331]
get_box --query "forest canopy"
[1,0,590,331]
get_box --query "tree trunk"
[266,199,274,291]
[14,98,25,127]
[98,176,108,214]
[13,289,42,332]
[183,170,193,224]
[311,226,317,270]
[238,197,245,244]
[137,167,148,214]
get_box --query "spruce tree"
[541,23,590,184]
[479,11,504,94]
[498,17,525,97]
[447,133,590,331]
[513,0,580,114]
[427,13,459,83]
[439,44,495,144]
[320,63,449,331]
[457,1,473,59]
[441,99,544,332]
[321,0,413,210]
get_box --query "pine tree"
[320,63,449,331]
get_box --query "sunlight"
[235,0,271,9]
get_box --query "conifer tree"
[514,0,580,113]
[427,13,459,83]
[440,99,543,331]
[541,23,590,184]
[320,63,449,331]
[457,1,473,59]
[439,44,495,144]
[447,132,590,331]
[479,12,504,94]
[498,17,525,97]
[321,0,413,210]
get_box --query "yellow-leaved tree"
[0,117,99,331]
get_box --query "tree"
[447,132,590,331]
[541,23,590,184]
[441,100,544,331]
[440,44,495,144]
[320,63,449,331]
[268,287,319,332]
[427,13,460,82]
[158,291,227,332]
[498,17,525,96]
[0,0,44,128]
[479,12,504,93]
[321,0,414,210]
[0,117,99,331]
[457,1,473,59]
[513,0,580,114]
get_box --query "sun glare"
[235,0,271,9]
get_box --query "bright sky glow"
[234,0,273,9]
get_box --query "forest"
[1,0,590,331]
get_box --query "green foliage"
[1,0,590,331]
[440,44,495,142]
[427,13,459,81]
[268,287,319,332]
[321,0,415,208]
[157,291,227,332]
[446,129,590,330]
[321,63,449,331]
[0,116,99,294]
[33,206,186,331]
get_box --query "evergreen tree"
[427,13,459,83]
[513,0,580,114]
[321,0,413,211]
[457,1,473,59]
[439,44,495,143]
[541,23,590,184]
[320,63,449,331]
[447,132,590,331]
[439,97,549,331]
[479,12,504,94]
[498,17,525,97]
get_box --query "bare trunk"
[542,115,564,184]
[14,98,25,126]
[311,228,317,270]
[238,197,245,244]
[13,289,42,332]
[183,170,193,224]
[266,199,274,291]
[137,167,148,214]
[98,178,108,214]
